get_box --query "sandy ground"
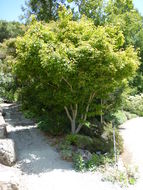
[0,103,124,190]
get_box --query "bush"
[124,111,137,120]
[60,149,73,161]
[65,134,94,149]
[65,134,104,152]
[65,133,123,154]
[14,9,139,134]
[37,114,70,136]
[124,94,143,116]
[73,154,85,172]
[102,123,124,154]
[113,110,127,126]
[73,152,114,172]
[103,166,138,187]
[0,71,16,102]
[86,154,106,171]
[80,118,103,138]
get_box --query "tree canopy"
[0,21,25,43]
[14,9,139,133]
[22,0,67,22]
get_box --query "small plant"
[59,141,71,150]
[103,169,128,187]
[126,165,139,185]
[59,140,73,161]
[73,153,114,172]
[60,149,73,161]
[73,154,85,172]
[85,160,97,171]
[102,165,138,187]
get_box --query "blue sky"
[0,0,25,21]
[0,0,143,22]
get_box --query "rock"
[0,124,7,139]
[0,108,5,117]
[0,116,5,125]
[0,181,19,190]
[0,139,16,166]
[0,114,7,139]
[0,164,23,190]
[77,149,92,161]
[0,109,2,116]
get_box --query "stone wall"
[0,107,16,166]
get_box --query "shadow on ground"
[2,104,34,127]
[2,103,73,175]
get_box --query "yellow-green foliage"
[124,94,143,116]
[14,8,140,133]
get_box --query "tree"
[0,21,25,43]
[0,38,18,101]
[104,0,143,95]
[15,8,139,134]
[105,0,142,46]
[131,29,143,93]
[22,0,67,22]
[0,20,26,100]
[67,0,106,25]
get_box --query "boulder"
[0,107,6,117]
[0,139,16,166]
[0,116,5,125]
[0,124,7,139]
[0,181,19,190]
[76,149,92,161]
[0,114,7,139]
[0,164,22,190]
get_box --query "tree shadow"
[2,103,74,175]
[8,127,73,175]
[2,104,34,127]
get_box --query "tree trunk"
[71,119,76,134]
[64,93,95,134]
[100,99,103,124]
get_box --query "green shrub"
[73,152,114,172]
[23,110,36,119]
[113,110,127,126]
[86,154,105,171]
[65,133,121,154]
[73,153,86,172]
[103,166,138,187]
[65,134,94,150]
[102,123,124,154]
[60,149,73,161]
[59,139,74,161]
[124,111,137,120]
[103,170,128,187]
[0,71,16,102]
[37,115,70,136]
[124,94,143,116]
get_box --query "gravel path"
[120,117,143,189]
[0,103,134,190]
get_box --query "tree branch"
[83,92,95,121]
[74,104,78,119]
[62,77,73,92]
[64,106,72,122]
[75,93,95,134]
